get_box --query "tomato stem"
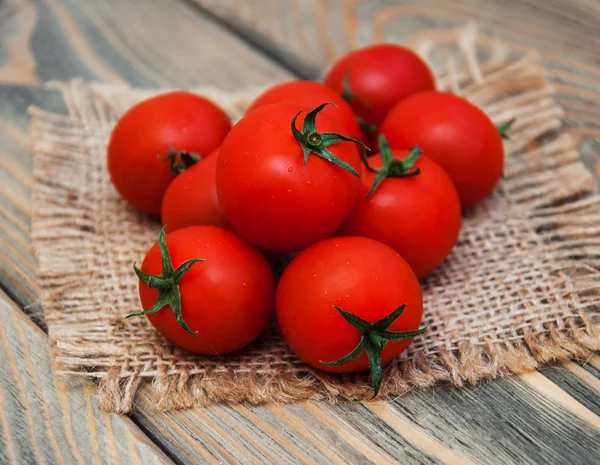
[127,228,205,334]
[162,143,202,176]
[321,304,427,397]
[340,71,371,109]
[497,117,516,140]
[291,102,367,177]
[362,135,423,199]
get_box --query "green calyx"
[322,304,427,397]
[162,143,202,176]
[497,117,516,140]
[362,135,423,199]
[127,228,205,334]
[291,102,367,177]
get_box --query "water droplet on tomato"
[345,258,350,265]
[324,291,328,296]
[312,274,317,278]
[334,243,339,247]
[205,244,210,248]
[288,166,294,172]
[306,180,312,186]
[242,282,247,287]
[287,189,292,193]
[375,276,380,280]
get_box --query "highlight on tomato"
[380,91,504,210]
[276,236,425,395]
[324,44,435,133]
[246,80,365,143]
[107,91,231,217]
[339,135,461,279]
[216,102,365,253]
[161,148,228,233]
[129,226,275,355]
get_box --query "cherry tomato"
[247,80,365,143]
[339,136,461,279]
[132,226,275,355]
[107,92,231,217]
[380,91,504,209]
[324,44,435,128]
[276,236,424,394]
[161,148,228,233]
[216,102,363,253]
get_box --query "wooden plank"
[0,0,291,88]
[0,289,174,464]
[193,0,600,155]
[129,372,600,465]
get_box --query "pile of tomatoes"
[107,44,508,395]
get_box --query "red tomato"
[277,236,424,394]
[324,44,435,127]
[133,226,275,355]
[247,80,365,143]
[107,92,231,217]
[216,102,363,253]
[380,91,504,209]
[339,137,461,279]
[161,148,228,233]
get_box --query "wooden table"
[2,1,600,463]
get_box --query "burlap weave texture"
[30,28,600,412]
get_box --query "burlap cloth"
[30,26,600,413]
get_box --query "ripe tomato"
[161,148,228,233]
[339,136,461,279]
[247,80,365,143]
[324,44,435,128]
[276,236,424,394]
[131,226,275,355]
[107,92,231,217]
[380,91,504,209]
[216,102,363,253]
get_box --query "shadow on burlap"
[30,26,600,412]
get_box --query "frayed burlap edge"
[30,25,600,412]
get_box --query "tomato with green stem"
[107,91,231,217]
[246,80,365,143]
[161,148,228,233]
[324,44,435,129]
[216,102,365,253]
[276,236,425,395]
[339,135,461,279]
[130,226,275,355]
[380,91,504,209]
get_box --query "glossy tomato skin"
[107,92,231,217]
[380,91,503,210]
[216,103,362,253]
[276,236,423,373]
[161,149,228,233]
[247,80,365,143]
[339,153,461,279]
[138,226,275,355]
[324,44,435,126]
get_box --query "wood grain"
[0,289,173,465]
[193,0,600,166]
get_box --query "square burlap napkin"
[30,27,600,412]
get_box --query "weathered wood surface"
[1,0,600,464]
[0,289,173,464]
